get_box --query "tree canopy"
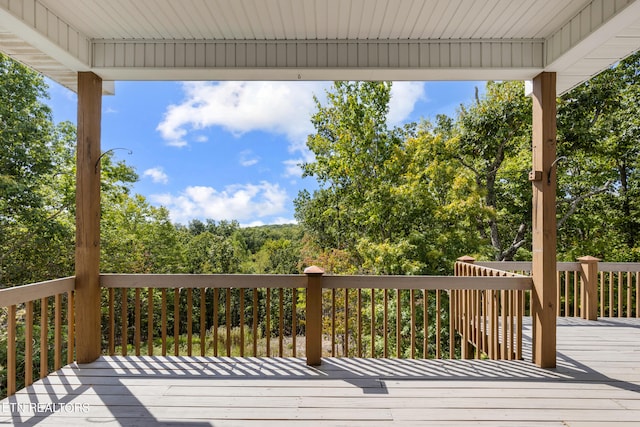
[2,50,640,286]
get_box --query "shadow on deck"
[2,318,640,426]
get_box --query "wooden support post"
[456,256,475,359]
[75,72,102,364]
[579,256,600,321]
[305,266,324,366]
[530,72,557,368]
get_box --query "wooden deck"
[2,317,640,426]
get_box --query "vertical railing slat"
[331,288,336,357]
[174,288,180,356]
[148,288,154,356]
[265,288,271,357]
[383,289,388,358]
[609,272,614,317]
[40,297,48,379]
[67,291,75,364]
[357,288,362,357]
[370,289,375,358]
[618,272,623,318]
[252,288,258,356]
[396,289,402,358]
[627,273,632,318]
[436,289,441,359]
[410,289,416,359]
[54,293,62,370]
[240,288,245,357]
[292,288,297,358]
[187,288,193,356]
[213,288,218,357]
[344,288,349,357]
[108,288,115,356]
[226,288,231,357]
[200,288,206,357]
[423,289,428,359]
[135,288,141,356]
[25,300,33,386]
[7,305,16,396]
[279,288,284,357]
[121,289,128,356]
[161,288,167,356]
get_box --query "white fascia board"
[545,0,640,72]
[91,66,544,83]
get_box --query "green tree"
[556,51,640,260]
[444,81,533,261]
[297,82,485,273]
[255,238,301,274]
[0,53,76,285]
[297,82,415,253]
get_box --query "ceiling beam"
[91,39,545,82]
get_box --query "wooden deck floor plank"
[390,408,640,422]
[2,317,640,425]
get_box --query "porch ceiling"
[1,0,640,94]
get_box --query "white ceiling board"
[0,0,638,94]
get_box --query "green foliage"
[556,51,640,261]
[444,81,533,260]
[296,82,486,273]
[0,53,76,285]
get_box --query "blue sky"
[46,80,483,227]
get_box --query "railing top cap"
[578,255,601,262]
[304,266,325,275]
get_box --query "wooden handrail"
[100,273,532,291]
[323,275,532,290]
[0,277,75,307]
[100,274,306,289]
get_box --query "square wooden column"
[75,72,102,363]
[530,72,557,368]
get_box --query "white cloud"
[157,81,329,150]
[388,82,426,126]
[239,149,259,167]
[149,181,288,225]
[143,167,169,184]
[156,81,424,177]
[282,159,303,178]
[241,217,296,227]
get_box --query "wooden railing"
[100,274,307,358]
[476,258,640,319]
[0,266,537,397]
[453,260,530,360]
[319,274,531,360]
[101,271,533,363]
[0,277,75,398]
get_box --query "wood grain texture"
[2,317,639,426]
[75,72,102,363]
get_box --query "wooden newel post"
[579,256,600,321]
[455,256,475,358]
[304,266,324,366]
[75,72,102,364]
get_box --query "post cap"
[457,255,476,263]
[304,266,325,275]
[578,256,601,263]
